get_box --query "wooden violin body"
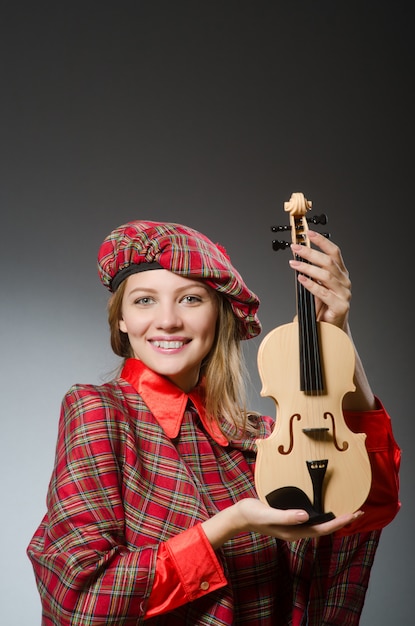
[254,193,371,522]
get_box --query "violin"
[254,192,371,523]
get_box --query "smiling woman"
[118,270,218,392]
[26,219,400,626]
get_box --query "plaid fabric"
[282,531,381,625]
[97,220,261,339]
[28,362,384,625]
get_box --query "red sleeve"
[335,398,401,537]
[145,524,227,619]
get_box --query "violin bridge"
[302,427,330,437]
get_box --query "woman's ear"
[119,318,127,333]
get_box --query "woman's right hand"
[201,498,363,549]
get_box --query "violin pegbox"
[271,192,328,251]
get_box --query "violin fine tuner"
[271,214,330,251]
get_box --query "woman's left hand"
[289,230,351,331]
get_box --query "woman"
[27,219,400,625]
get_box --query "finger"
[266,511,363,542]
[289,259,351,300]
[307,229,343,261]
[266,506,359,531]
[290,243,344,277]
[289,253,351,293]
[292,231,348,277]
[297,274,350,325]
[312,511,364,535]
[292,511,364,539]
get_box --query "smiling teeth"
[152,340,184,349]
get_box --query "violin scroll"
[284,191,312,216]
[271,192,329,251]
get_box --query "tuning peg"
[271,214,328,232]
[270,212,330,251]
[272,239,290,251]
[307,213,328,226]
[272,232,331,251]
[271,224,290,232]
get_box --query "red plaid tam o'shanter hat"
[97,220,261,340]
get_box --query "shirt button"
[200,581,210,591]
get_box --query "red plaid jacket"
[28,359,400,625]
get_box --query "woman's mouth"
[150,340,187,349]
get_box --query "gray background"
[1,2,413,624]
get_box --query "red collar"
[121,358,228,446]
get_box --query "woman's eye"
[134,296,154,305]
[182,295,202,304]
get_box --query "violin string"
[297,242,314,463]
[298,217,324,460]
[296,260,309,464]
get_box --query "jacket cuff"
[165,523,228,601]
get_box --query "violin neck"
[296,264,324,393]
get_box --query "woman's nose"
[155,303,182,329]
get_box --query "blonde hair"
[107,280,254,435]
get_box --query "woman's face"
[119,269,218,392]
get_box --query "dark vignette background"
[1,1,413,624]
